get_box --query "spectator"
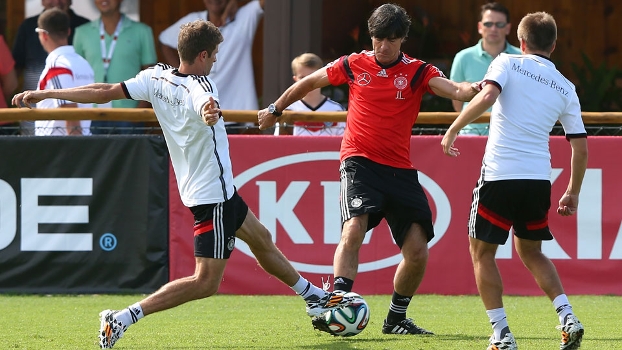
[0,35,18,135]
[274,53,346,136]
[159,0,264,134]
[73,0,157,134]
[450,2,520,135]
[442,11,587,350]
[34,8,94,136]
[12,0,89,135]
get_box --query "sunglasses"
[35,27,49,34]
[482,21,508,28]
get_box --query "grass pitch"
[0,294,620,349]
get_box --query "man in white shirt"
[35,7,94,136]
[13,19,352,349]
[159,0,265,133]
[442,12,587,350]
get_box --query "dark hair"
[517,12,557,52]
[367,3,411,40]
[480,2,510,22]
[37,8,69,41]
[177,20,224,64]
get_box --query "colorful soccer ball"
[323,292,370,337]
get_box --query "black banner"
[0,136,169,293]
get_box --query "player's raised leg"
[99,256,227,348]
[235,205,353,317]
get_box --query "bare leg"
[514,236,565,300]
[140,257,227,316]
[469,236,503,309]
[333,215,368,280]
[235,208,300,286]
[393,223,429,295]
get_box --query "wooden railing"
[1,109,621,124]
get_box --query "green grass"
[0,294,620,349]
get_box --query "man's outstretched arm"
[12,83,127,108]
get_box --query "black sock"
[386,291,412,324]
[333,276,354,292]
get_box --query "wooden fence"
[1,109,621,125]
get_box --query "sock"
[291,276,324,300]
[115,303,144,328]
[333,276,354,293]
[553,294,573,324]
[386,291,412,324]
[487,308,510,341]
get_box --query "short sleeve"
[123,69,153,102]
[559,94,586,136]
[190,81,217,117]
[483,55,508,90]
[326,55,349,87]
[420,64,446,95]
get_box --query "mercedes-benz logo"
[356,73,372,86]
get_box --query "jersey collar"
[375,52,403,69]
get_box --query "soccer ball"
[323,292,370,337]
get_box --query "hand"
[257,108,277,130]
[12,91,42,108]
[202,96,221,127]
[557,192,579,216]
[471,80,485,92]
[441,131,460,157]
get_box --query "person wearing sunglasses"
[450,2,520,136]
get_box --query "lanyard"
[99,15,123,82]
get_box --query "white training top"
[36,45,94,136]
[482,53,586,181]
[158,1,263,111]
[274,97,346,136]
[122,63,235,207]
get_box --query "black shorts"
[189,191,248,259]
[469,179,553,244]
[339,156,434,247]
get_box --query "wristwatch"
[268,103,282,117]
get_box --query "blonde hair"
[291,53,324,75]
[517,12,557,52]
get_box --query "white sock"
[290,276,325,300]
[486,307,510,341]
[115,302,144,328]
[553,294,573,324]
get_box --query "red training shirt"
[326,51,444,169]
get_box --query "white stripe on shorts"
[469,164,486,239]
[339,162,350,221]
[212,203,225,259]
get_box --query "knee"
[340,221,366,249]
[402,244,428,265]
[193,276,220,299]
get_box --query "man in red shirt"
[258,3,479,335]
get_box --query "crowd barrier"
[0,109,620,295]
[2,108,622,124]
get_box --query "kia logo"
[233,152,450,274]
